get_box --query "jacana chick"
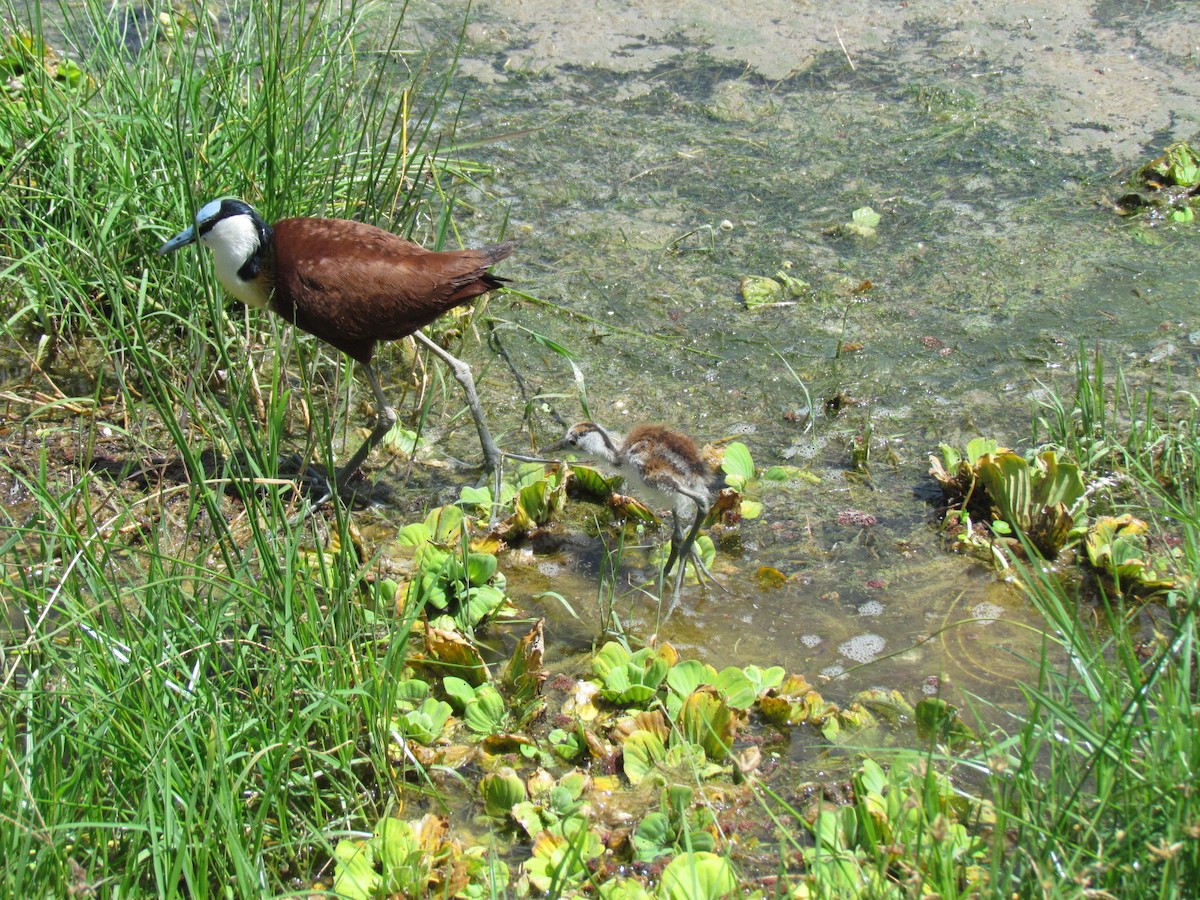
[158,198,512,495]
[552,421,720,607]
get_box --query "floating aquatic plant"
[929,437,1003,516]
[797,758,988,897]
[479,768,528,821]
[758,673,840,733]
[458,462,570,540]
[522,814,604,894]
[397,504,513,631]
[676,687,737,761]
[666,659,757,715]
[332,815,508,900]
[977,449,1085,558]
[445,677,508,735]
[739,268,811,308]
[845,205,882,238]
[503,619,549,727]
[632,785,717,862]
[394,695,454,746]
[411,621,492,686]
[719,441,768,519]
[1143,142,1200,189]
[914,696,978,747]
[510,769,591,841]
[1115,141,1200,225]
[592,642,672,706]
[1084,514,1180,598]
[658,852,741,900]
[931,441,1086,559]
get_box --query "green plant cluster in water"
[339,506,984,900]
[803,756,991,897]
[931,351,1195,604]
[315,437,991,894]
[394,504,514,636]
[1115,140,1200,225]
[931,438,1087,562]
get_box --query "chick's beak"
[501,437,568,465]
[157,225,197,255]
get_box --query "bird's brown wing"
[270,218,511,362]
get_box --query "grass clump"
[0,0,501,895]
[944,350,1200,896]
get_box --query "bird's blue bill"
[157,226,197,255]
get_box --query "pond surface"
[5,1,1198,722]
[376,0,1200,714]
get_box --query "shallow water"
[381,0,1200,710]
[6,1,1198,718]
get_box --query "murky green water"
[6,1,1197,718]
[387,13,1200,712]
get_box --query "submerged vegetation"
[0,1,1198,899]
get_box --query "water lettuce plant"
[931,440,1086,559]
[333,815,509,899]
[1084,514,1181,598]
[390,679,454,746]
[397,504,512,632]
[932,421,1190,605]
[739,268,811,308]
[631,785,716,861]
[1116,140,1200,224]
[845,205,882,238]
[461,461,570,539]
[795,757,988,897]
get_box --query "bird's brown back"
[622,424,714,494]
[268,217,512,363]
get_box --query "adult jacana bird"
[549,421,725,608]
[158,198,512,497]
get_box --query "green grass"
[1,0,491,894]
[1,0,1198,896]
[973,355,1200,896]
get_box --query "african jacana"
[158,198,512,496]
[550,421,722,607]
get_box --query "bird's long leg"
[413,330,503,523]
[668,505,707,611]
[663,488,708,577]
[412,330,501,475]
[333,359,397,493]
[665,489,730,611]
[663,512,685,578]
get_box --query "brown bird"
[550,421,724,607]
[158,198,512,495]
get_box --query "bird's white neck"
[202,215,270,309]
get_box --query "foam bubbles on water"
[801,634,822,647]
[971,602,1004,624]
[838,633,885,663]
[857,600,884,617]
